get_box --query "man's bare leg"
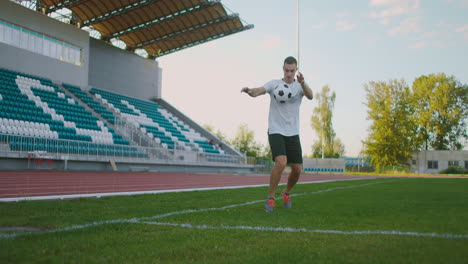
[268,155,287,198]
[284,163,302,194]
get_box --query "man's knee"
[290,164,302,175]
[274,156,287,170]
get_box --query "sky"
[158,0,468,157]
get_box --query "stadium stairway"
[62,84,172,161]
[60,84,109,126]
[61,84,137,147]
[0,68,147,159]
[89,88,225,156]
[62,84,117,125]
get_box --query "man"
[241,56,313,212]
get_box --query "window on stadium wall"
[448,160,459,167]
[428,160,438,169]
[0,20,81,66]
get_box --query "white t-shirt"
[264,79,304,136]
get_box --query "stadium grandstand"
[0,0,255,173]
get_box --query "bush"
[439,166,467,174]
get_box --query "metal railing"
[0,133,250,167]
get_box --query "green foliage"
[439,166,467,174]
[411,73,468,151]
[204,124,271,158]
[230,123,263,157]
[363,79,417,172]
[203,124,229,143]
[260,144,272,159]
[310,138,345,158]
[310,85,345,158]
[363,74,467,171]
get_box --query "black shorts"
[268,133,303,164]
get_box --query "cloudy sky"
[158,0,468,157]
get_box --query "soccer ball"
[273,84,292,103]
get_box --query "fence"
[0,133,249,167]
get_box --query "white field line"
[139,179,393,221]
[0,178,386,239]
[0,219,133,239]
[0,178,363,202]
[3,178,466,240]
[0,184,270,202]
[138,221,468,239]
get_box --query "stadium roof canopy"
[24,0,253,58]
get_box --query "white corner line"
[0,178,372,202]
[0,179,385,239]
[138,221,468,239]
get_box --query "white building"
[410,150,468,174]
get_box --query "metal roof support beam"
[83,0,220,27]
[134,13,239,49]
[46,0,85,13]
[104,1,221,39]
[35,0,46,13]
[83,0,161,26]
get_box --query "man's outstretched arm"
[241,87,266,98]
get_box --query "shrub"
[439,166,467,174]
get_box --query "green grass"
[348,171,468,177]
[1,177,468,263]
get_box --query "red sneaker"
[282,191,291,209]
[264,198,275,212]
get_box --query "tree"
[204,123,271,158]
[333,138,346,157]
[259,144,272,159]
[230,123,263,157]
[362,79,418,171]
[203,124,229,143]
[310,85,345,158]
[411,73,468,150]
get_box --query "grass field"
[1,177,468,263]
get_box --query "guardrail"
[0,133,249,167]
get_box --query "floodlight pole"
[296,0,322,158]
[296,0,300,69]
[322,128,325,159]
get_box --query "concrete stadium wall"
[303,158,345,170]
[0,157,254,174]
[88,38,162,100]
[0,0,89,87]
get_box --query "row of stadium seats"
[0,118,58,139]
[304,168,345,173]
[90,88,223,154]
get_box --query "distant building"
[410,150,468,174]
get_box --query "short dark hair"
[284,56,297,65]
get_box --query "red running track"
[0,171,373,201]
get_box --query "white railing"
[0,133,249,166]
